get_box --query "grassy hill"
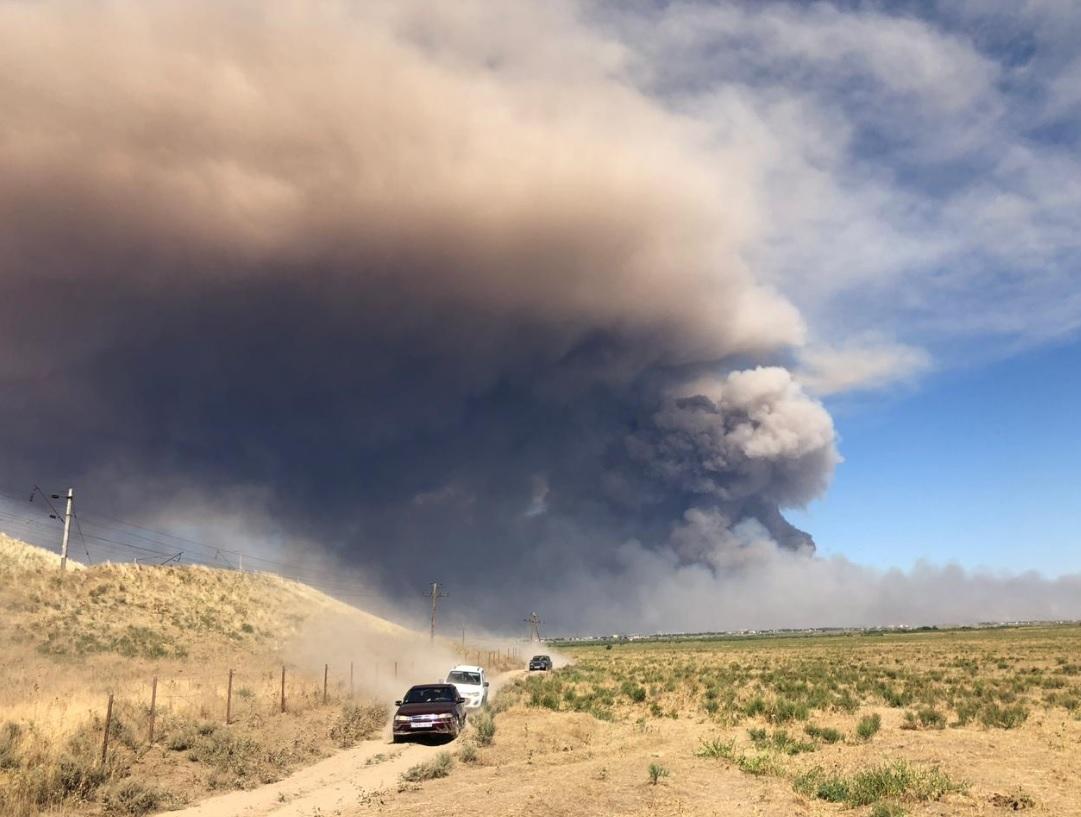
[0,532,408,662]
[0,533,472,816]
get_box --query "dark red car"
[392,683,467,742]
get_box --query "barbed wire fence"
[0,485,529,763]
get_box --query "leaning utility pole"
[429,582,447,643]
[58,488,74,572]
[525,611,542,643]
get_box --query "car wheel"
[392,735,403,744]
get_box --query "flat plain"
[353,625,1081,817]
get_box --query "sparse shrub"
[458,741,478,764]
[979,703,1028,729]
[804,724,842,743]
[400,751,454,782]
[917,708,946,729]
[329,703,385,747]
[856,713,882,740]
[648,763,669,785]
[102,780,167,816]
[736,752,781,776]
[767,698,809,724]
[472,710,496,746]
[0,721,23,769]
[900,711,918,730]
[952,701,979,726]
[620,681,647,702]
[795,761,962,807]
[751,728,815,755]
[696,738,735,759]
[743,696,766,717]
[165,726,197,752]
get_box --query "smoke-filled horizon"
[2,0,1079,634]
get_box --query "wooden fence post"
[394,660,398,679]
[323,664,328,705]
[280,665,286,713]
[101,693,114,766]
[226,669,234,724]
[350,661,354,698]
[148,677,158,744]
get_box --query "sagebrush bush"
[472,710,496,746]
[856,713,882,740]
[458,741,478,764]
[795,760,962,807]
[329,703,385,747]
[400,751,454,782]
[804,724,842,743]
[102,780,168,816]
[979,703,1028,729]
[696,738,734,759]
[0,721,23,769]
[648,763,669,785]
[917,708,946,729]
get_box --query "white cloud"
[601,0,1081,375]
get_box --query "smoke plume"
[1,1,1075,633]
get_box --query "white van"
[445,664,488,708]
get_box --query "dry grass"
[0,534,519,815]
[359,627,1081,817]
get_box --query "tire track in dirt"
[155,671,526,817]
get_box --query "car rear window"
[448,671,481,685]
[403,686,457,704]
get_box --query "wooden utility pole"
[148,677,158,744]
[58,488,74,572]
[226,669,234,724]
[525,612,542,642]
[429,582,447,643]
[101,693,114,765]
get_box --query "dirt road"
[156,671,525,817]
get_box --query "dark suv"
[529,654,553,671]
[392,684,467,742]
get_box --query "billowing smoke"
[0,1,1075,633]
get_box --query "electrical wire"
[0,486,387,604]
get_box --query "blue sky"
[601,1,1081,579]
[791,335,1081,576]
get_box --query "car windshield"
[402,686,457,704]
[532,656,549,661]
[447,671,481,685]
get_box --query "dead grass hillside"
[0,534,518,817]
[0,532,409,664]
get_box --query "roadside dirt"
[155,671,526,817]
[157,668,1081,817]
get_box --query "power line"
[72,513,93,564]
[0,485,389,605]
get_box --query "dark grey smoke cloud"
[2,1,1075,633]
[0,0,833,628]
